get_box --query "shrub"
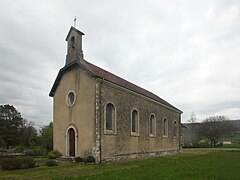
[48,150,61,159]
[18,146,46,156]
[23,149,35,156]
[0,137,6,148]
[0,156,35,170]
[45,160,58,166]
[215,142,223,147]
[15,145,26,153]
[83,156,95,164]
[74,156,95,163]
[198,139,211,148]
[74,156,83,163]
[0,155,15,159]
[32,146,46,156]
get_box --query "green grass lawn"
[222,143,240,149]
[1,150,240,179]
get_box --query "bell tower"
[65,26,85,65]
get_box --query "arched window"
[173,120,177,138]
[131,109,139,135]
[149,114,156,137]
[70,36,75,49]
[163,118,168,137]
[105,103,116,132]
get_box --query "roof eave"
[101,78,183,114]
[49,60,96,97]
[65,26,85,41]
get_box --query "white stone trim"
[66,90,76,107]
[94,83,101,163]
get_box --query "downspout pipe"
[179,114,181,151]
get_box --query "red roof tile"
[83,61,181,112]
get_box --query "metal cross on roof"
[74,16,77,28]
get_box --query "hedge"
[0,156,35,170]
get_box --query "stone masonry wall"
[100,81,181,161]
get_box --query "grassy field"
[0,150,240,179]
[222,143,240,149]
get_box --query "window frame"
[149,113,156,137]
[163,117,168,138]
[131,109,139,136]
[173,120,177,138]
[104,102,117,135]
[66,90,76,107]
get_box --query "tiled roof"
[83,61,182,113]
[49,60,182,113]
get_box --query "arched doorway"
[68,128,75,156]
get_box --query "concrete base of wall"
[101,149,180,162]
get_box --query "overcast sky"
[1,0,240,127]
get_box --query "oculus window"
[66,91,76,107]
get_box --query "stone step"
[56,156,75,163]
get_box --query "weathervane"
[74,16,77,28]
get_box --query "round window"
[66,91,76,107]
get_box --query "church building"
[49,27,182,163]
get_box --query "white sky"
[0,0,240,127]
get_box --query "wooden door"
[69,128,75,157]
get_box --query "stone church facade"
[49,27,182,163]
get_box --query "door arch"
[66,125,78,157]
[68,128,75,156]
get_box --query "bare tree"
[186,112,200,146]
[188,112,197,124]
[20,120,37,147]
[199,116,234,147]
